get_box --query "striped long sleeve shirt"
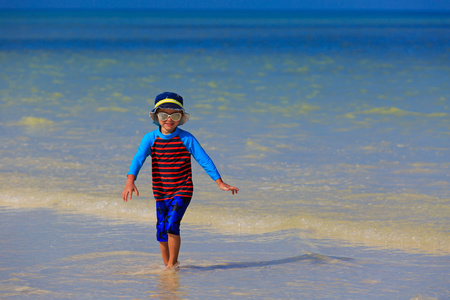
[127,127,221,201]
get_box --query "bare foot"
[164,261,180,271]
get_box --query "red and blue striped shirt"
[128,127,221,201]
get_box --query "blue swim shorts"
[156,196,191,242]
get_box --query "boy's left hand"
[216,178,239,195]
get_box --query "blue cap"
[149,92,189,126]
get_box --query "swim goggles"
[157,112,183,122]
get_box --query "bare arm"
[215,178,239,195]
[122,174,139,202]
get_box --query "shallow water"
[0,10,449,299]
[1,208,449,299]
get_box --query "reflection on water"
[153,271,184,300]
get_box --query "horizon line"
[1,8,449,12]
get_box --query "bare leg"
[159,234,181,269]
[167,233,181,268]
[159,241,169,266]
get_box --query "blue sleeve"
[179,130,221,181]
[127,131,156,180]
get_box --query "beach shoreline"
[1,207,449,299]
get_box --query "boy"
[122,92,239,270]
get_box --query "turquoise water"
[0,10,449,299]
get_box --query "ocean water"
[0,10,449,299]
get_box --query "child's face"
[157,108,182,135]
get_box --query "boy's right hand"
[122,175,139,202]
